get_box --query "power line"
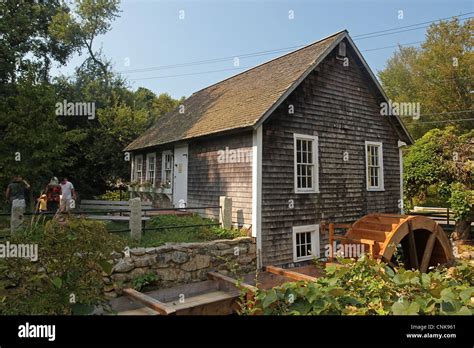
[404,117,474,124]
[130,66,252,81]
[398,109,474,118]
[351,12,473,38]
[120,12,472,75]
[128,41,428,81]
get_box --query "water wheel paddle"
[346,214,454,272]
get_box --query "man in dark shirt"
[5,175,30,234]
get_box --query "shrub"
[0,218,125,315]
[240,256,473,315]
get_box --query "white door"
[173,144,188,207]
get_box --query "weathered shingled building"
[125,30,413,267]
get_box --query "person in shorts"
[59,177,76,214]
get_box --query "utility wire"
[121,13,473,75]
[404,117,474,124]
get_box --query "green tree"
[404,126,473,240]
[379,18,473,139]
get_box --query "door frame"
[172,144,188,207]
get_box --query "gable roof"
[125,30,412,151]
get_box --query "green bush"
[95,190,129,201]
[241,256,473,315]
[0,218,125,315]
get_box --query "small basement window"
[293,225,320,262]
[294,134,319,193]
[365,141,384,191]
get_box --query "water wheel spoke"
[407,222,419,270]
[420,229,438,273]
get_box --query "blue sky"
[53,0,473,98]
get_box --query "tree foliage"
[0,0,183,205]
[378,18,473,139]
[404,126,473,239]
[0,218,125,315]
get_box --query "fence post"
[329,223,335,262]
[219,196,232,229]
[129,197,142,240]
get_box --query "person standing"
[59,177,76,214]
[5,175,30,234]
[45,177,61,214]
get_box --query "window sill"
[293,256,314,263]
[367,188,385,192]
[295,190,319,194]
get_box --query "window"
[294,134,318,193]
[161,150,173,191]
[146,153,156,186]
[293,225,320,262]
[135,155,144,184]
[365,141,384,191]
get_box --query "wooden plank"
[166,291,235,312]
[207,272,257,293]
[85,215,150,221]
[81,200,152,206]
[122,288,175,315]
[420,228,438,273]
[265,265,317,282]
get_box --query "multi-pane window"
[293,225,320,262]
[296,231,312,259]
[146,153,156,186]
[294,134,318,193]
[162,151,173,190]
[365,141,384,191]
[135,155,144,184]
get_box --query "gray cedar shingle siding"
[260,42,402,266]
[187,132,253,225]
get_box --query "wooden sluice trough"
[109,267,323,315]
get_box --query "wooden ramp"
[109,268,312,315]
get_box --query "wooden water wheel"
[329,214,454,272]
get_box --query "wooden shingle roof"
[125,31,347,151]
[125,30,412,151]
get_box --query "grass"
[105,214,245,248]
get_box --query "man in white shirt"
[59,177,76,213]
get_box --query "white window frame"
[292,224,320,262]
[161,150,173,193]
[135,154,144,185]
[294,134,319,194]
[146,153,156,187]
[365,141,385,191]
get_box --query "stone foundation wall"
[104,237,256,298]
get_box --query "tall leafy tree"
[404,126,473,240]
[379,18,473,139]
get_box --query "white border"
[365,141,385,191]
[293,133,319,194]
[292,224,320,262]
[252,126,263,268]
